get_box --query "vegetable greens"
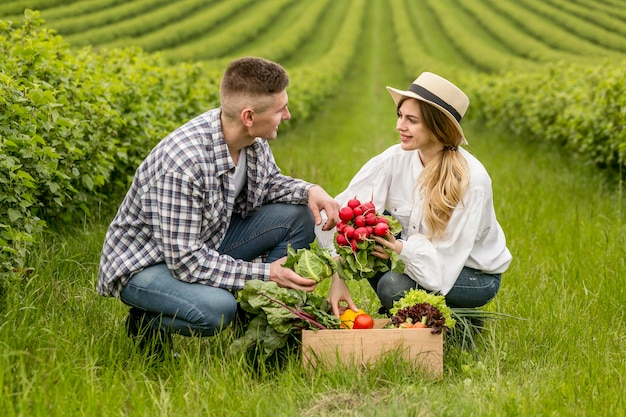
[335,214,405,281]
[390,288,456,329]
[281,238,336,282]
[228,280,341,359]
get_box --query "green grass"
[2,0,626,416]
[2,119,623,416]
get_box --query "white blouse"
[316,144,512,295]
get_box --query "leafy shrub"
[463,62,626,175]
[0,11,221,277]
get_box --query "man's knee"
[287,204,315,230]
[184,292,239,336]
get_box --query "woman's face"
[395,99,438,152]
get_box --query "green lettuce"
[281,238,336,282]
[390,288,456,329]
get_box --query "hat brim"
[386,86,468,145]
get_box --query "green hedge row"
[463,62,626,173]
[2,6,624,281]
[0,11,222,276]
[0,6,363,277]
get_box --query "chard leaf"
[230,280,341,360]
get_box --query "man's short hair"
[220,57,289,117]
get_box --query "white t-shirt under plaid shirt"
[97,108,313,297]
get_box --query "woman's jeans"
[368,268,501,312]
[120,203,315,336]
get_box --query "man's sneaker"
[125,307,172,360]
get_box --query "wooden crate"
[301,319,443,377]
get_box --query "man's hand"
[269,257,317,292]
[307,185,340,231]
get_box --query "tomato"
[353,313,375,329]
[340,308,366,329]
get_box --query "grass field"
[1,0,625,416]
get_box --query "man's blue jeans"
[368,268,501,311]
[119,203,315,336]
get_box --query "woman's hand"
[371,232,403,258]
[328,273,358,317]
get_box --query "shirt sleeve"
[147,170,269,289]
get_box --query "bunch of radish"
[335,198,390,250]
[333,197,404,281]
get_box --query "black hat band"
[408,84,462,122]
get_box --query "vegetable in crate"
[228,280,341,359]
[333,197,404,280]
[281,238,336,283]
[339,308,374,329]
[390,288,456,333]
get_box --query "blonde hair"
[414,100,469,239]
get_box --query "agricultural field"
[1,1,625,416]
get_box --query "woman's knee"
[444,272,501,308]
[376,272,417,310]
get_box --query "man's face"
[250,90,291,140]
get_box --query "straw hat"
[386,72,470,144]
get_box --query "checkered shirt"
[97,108,312,297]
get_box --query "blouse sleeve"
[399,188,487,294]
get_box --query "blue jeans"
[120,203,315,336]
[368,268,501,311]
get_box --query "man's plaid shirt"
[97,108,312,297]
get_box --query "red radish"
[352,206,363,216]
[350,240,358,251]
[376,216,388,224]
[365,213,378,226]
[361,202,376,215]
[347,198,361,209]
[374,222,389,236]
[336,234,349,246]
[339,207,354,222]
[353,227,369,242]
[343,225,355,239]
[354,215,366,228]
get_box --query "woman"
[319,72,512,317]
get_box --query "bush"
[463,62,626,175]
[0,11,221,276]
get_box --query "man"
[97,57,339,354]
